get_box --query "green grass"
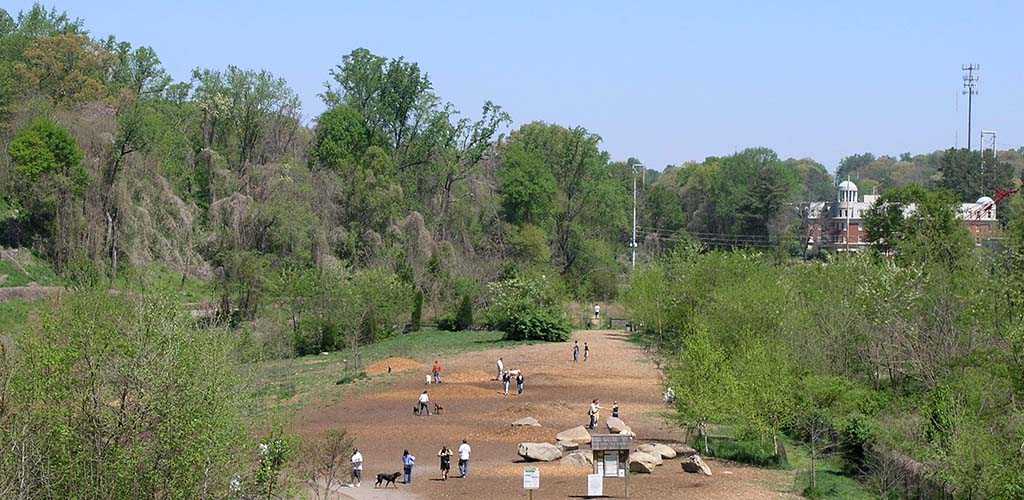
[0,254,63,288]
[784,437,875,500]
[0,299,45,334]
[116,263,213,304]
[254,329,535,415]
[693,435,785,468]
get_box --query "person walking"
[432,360,442,384]
[502,370,511,396]
[418,390,431,416]
[584,342,590,361]
[594,303,601,319]
[496,357,504,381]
[612,401,620,419]
[402,450,415,484]
[437,446,453,480]
[573,341,579,362]
[350,448,363,487]
[588,399,602,429]
[457,439,471,478]
[516,371,525,395]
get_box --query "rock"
[681,454,712,476]
[556,440,579,452]
[637,448,663,466]
[629,451,658,473]
[512,417,541,427]
[562,450,594,468]
[637,443,677,460]
[619,426,636,437]
[670,444,699,457]
[518,442,563,462]
[606,416,629,434]
[556,425,592,444]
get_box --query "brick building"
[801,180,998,253]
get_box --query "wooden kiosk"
[590,434,633,497]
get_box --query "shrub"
[483,275,570,341]
[502,308,571,342]
[0,290,253,498]
[409,288,423,332]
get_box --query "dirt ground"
[293,330,799,500]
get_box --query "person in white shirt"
[350,449,363,487]
[457,439,471,478]
[496,357,504,381]
[588,399,602,429]
[594,303,601,319]
[418,391,431,416]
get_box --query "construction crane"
[965,187,1020,221]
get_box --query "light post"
[631,163,644,269]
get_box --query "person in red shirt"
[432,360,442,384]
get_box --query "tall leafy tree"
[937,147,1013,201]
[322,48,439,170]
[7,118,87,268]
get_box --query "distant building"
[801,180,997,253]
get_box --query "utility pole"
[962,64,979,150]
[631,163,643,269]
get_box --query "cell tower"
[962,64,979,150]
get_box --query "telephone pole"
[962,64,979,150]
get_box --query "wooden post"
[625,451,631,497]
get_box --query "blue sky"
[8,1,1023,171]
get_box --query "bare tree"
[297,430,354,500]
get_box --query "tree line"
[624,188,1024,498]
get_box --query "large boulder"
[556,425,592,444]
[637,443,677,460]
[670,444,698,457]
[556,440,579,452]
[562,450,594,468]
[511,417,541,427]
[518,442,563,462]
[629,451,658,473]
[681,454,713,476]
[606,416,629,434]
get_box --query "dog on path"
[375,471,401,488]
[433,402,444,415]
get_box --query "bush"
[502,308,571,342]
[0,290,253,498]
[482,274,571,342]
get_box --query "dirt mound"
[445,370,492,383]
[365,357,425,376]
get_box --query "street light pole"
[631,163,644,269]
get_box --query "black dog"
[375,471,401,488]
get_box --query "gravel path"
[295,330,798,500]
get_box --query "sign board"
[588,473,604,496]
[523,467,540,490]
[603,453,620,478]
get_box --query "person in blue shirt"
[402,450,416,484]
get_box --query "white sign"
[588,473,604,496]
[603,454,618,478]
[523,467,540,490]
